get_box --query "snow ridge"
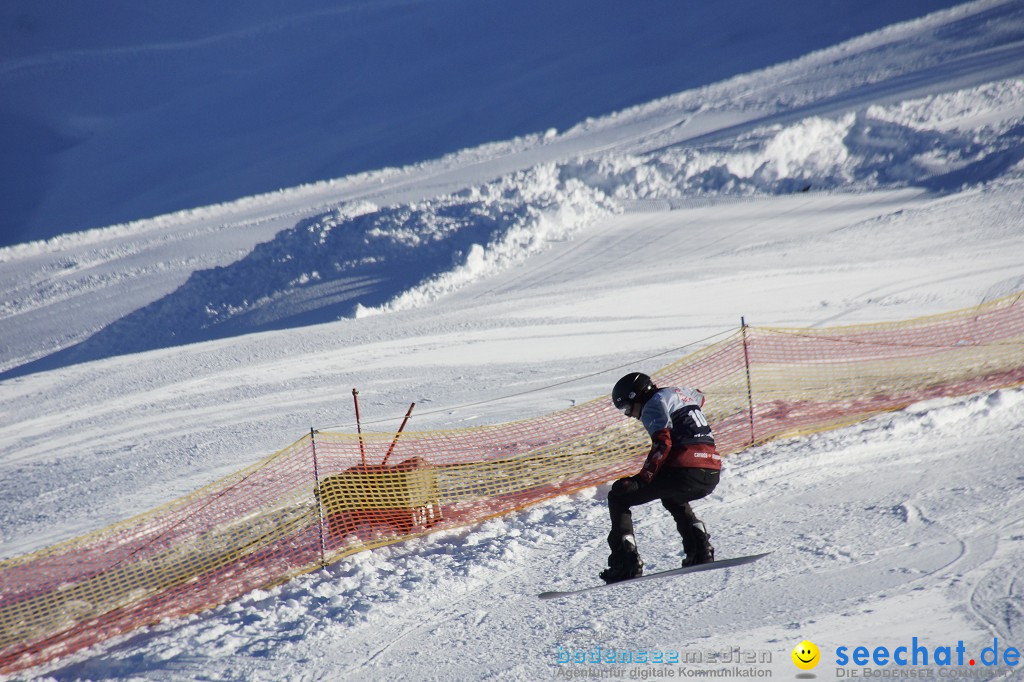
[578,79,1024,203]
[40,165,616,370]
[39,78,1023,374]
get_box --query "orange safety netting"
[2,292,1023,673]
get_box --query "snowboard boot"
[681,521,715,567]
[600,534,644,584]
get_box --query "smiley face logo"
[792,640,820,670]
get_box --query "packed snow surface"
[1,0,1024,680]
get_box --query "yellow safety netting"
[1,292,1022,673]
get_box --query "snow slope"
[1,0,1024,679]
[1,0,972,246]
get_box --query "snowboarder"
[601,372,722,584]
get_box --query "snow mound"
[21,166,615,370]
[578,78,1024,202]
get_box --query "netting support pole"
[352,388,367,467]
[740,317,756,446]
[381,402,416,467]
[311,427,328,569]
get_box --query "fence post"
[352,388,367,467]
[741,317,756,447]
[310,427,328,569]
[381,402,416,467]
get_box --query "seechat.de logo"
[792,640,821,670]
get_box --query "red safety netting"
[1,292,1022,674]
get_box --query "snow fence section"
[2,292,1024,674]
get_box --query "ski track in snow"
[2,1,1024,680]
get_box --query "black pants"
[607,467,719,557]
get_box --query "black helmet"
[612,372,656,414]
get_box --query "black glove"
[611,476,642,496]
